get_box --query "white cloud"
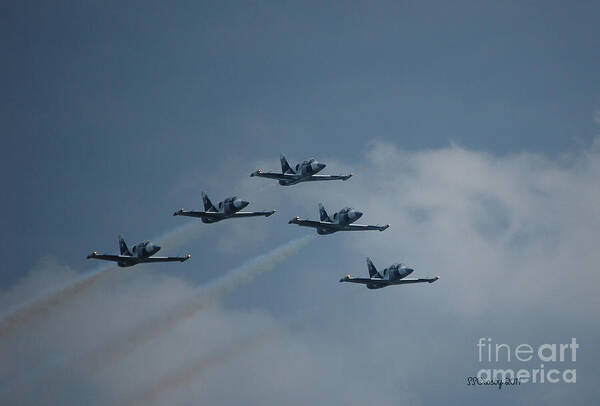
[275,140,600,315]
[2,140,600,405]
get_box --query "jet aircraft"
[339,257,439,289]
[87,235,191,267]
[288,203,390,234]
[250,155,352,186]
[173,192,276,223]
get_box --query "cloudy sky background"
[2,1,600,404]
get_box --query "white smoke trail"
[122,311,314,406]
[0,221,203,336]
[120,286,370,406]
[124,327,283,406]
[0,264,118,337]
[153,218,206,248]
[1,235,314,403]
[77,235,315,370]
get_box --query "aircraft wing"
[173,210,226,219]
[390,276,439,285]
[138,255,191,263]
[288,218,390,232]
[339,276,383,284]
[301,174,353,181]
[86,252,191,263]
[231,210,276,218]
[340,223,390,232]
[249,171,298,180]
[339,275,439,286]
[250,171,351,185]
[338,276,390,288]
[288,218,338,229]
[86,253,123,262]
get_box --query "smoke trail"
[0,264,118,337]
[153,219,205,248]
[122,310,315,406]
[77,235,314,371]
[0,235,314,403]
[124,327,283,406]
[0,221,203,336]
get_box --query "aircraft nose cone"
[318,162,326,170]
[406,268,414,274]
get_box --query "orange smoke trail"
[124,329,278,406]
[76,235,314,371]
[0,222,203,337]
[0,265,117,337]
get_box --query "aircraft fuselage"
[117,241,161,266]
[317,207,363,234]
[278,159,326,185]
[366,264,414,288]
[201,196,249,223]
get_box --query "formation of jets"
[87,154,439,290]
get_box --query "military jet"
[173,192,276,223]
[87,235,191,267]
[250,154,353,186]
[339,257,439,289]
[288,203,390,234]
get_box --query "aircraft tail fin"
[119,235,132,256]
[280,154,294,174]
[318,203,332,222]
[367,257,380,278]
[201,191,217,211]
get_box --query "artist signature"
[466,377,520,389]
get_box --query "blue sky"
[1,2,600,404]
[3,1,600,282]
